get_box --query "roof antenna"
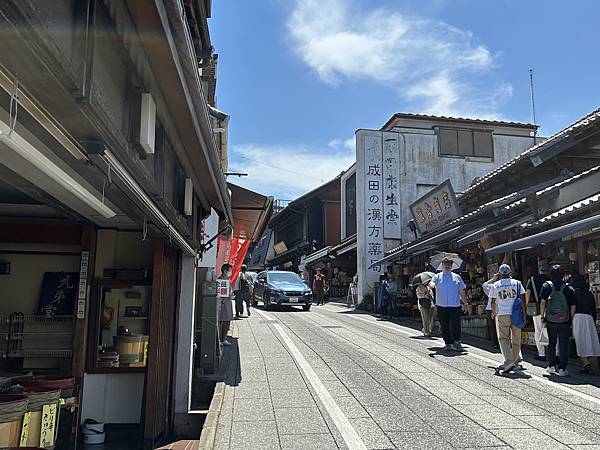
[529,68,538,144]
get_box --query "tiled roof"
[384,166,600,257]
[461,107,600,197]
[504,165,600,212]
[381,112,536,131]
[521,193,600,230]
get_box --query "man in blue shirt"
[429,256,468,352]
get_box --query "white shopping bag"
[539,326,549,346]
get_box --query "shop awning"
[267,242,309,267]
[485,213,600,255]
[228,183,273,243]
[331,234,357,256]
[370,225,464,267]
[302,246,332,266]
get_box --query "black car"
[253,270,312,311]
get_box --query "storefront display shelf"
[6,349,73,358]
[6,314,74,323]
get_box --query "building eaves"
[461,106,600,199]
[270,172,344,224]
[380,112,536,131]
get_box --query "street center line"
[320,307,600,407]
[254,308,367,450]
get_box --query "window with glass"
[89,281,151,372]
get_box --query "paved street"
[212,304,600,450]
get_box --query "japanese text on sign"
[363,134,384,279]
[217,279,231,298]
[409,179,461,234]
[382,135,401,239]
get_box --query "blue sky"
[210,0,600,200]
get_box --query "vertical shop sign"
[364,134,384,281]
[382,133,401,239]
[77,251,89,319]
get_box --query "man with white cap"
[489,264,525,374]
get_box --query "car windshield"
[269,272,302,284]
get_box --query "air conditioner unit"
[139,93,156,155]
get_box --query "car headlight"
[304,289,312,295]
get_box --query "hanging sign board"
[409,179,461,235]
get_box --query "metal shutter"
[474,131,494,158]
[439,128,458,155]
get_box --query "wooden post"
[70,223,96,450]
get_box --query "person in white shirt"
[489,264,525,374]
[482,273,500,348]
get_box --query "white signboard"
[382,132,401,238]
[217,279,231,298]
[362,133,384,283]
[77,251,90,319]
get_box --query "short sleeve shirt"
[431,272,465,307]
[489,278,525,316]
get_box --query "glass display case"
[88,281,151,372]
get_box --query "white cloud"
[287,0,511,117]
[228,143,355,200]
[328,137,355,151]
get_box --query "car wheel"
[302,305,311,311]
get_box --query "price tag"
[40,403,57,448]
[20,411,31,446]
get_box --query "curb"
[197,381,225,449]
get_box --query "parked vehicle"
[253,270,312,311]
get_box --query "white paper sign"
[77,251,90,319]
[217,279,231,298]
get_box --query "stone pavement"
[209,304,600,449]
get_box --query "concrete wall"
[352,124,536,300]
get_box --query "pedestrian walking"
[218,263,234,347]
[387,275,399,317]
[429,256,468,352]
[416,282,435,337]
[376,273,391,317]
[489,264,526,374]
[238,265,252,316]
[540,265,577,377]
[313,268,326,305]
[525,265,551,361]
[570,274,600,374]
[482,273,501,348]
[233,266,244,319]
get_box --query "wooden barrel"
[114,335,143,364]
[0,394,28,448]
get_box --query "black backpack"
[545,281,569,323]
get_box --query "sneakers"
[546,366,557,374]
[452,342,465,352]
[501,363,516,375]
[221,340,231,347]
[557,369,569,377]
[444,344,453,352]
